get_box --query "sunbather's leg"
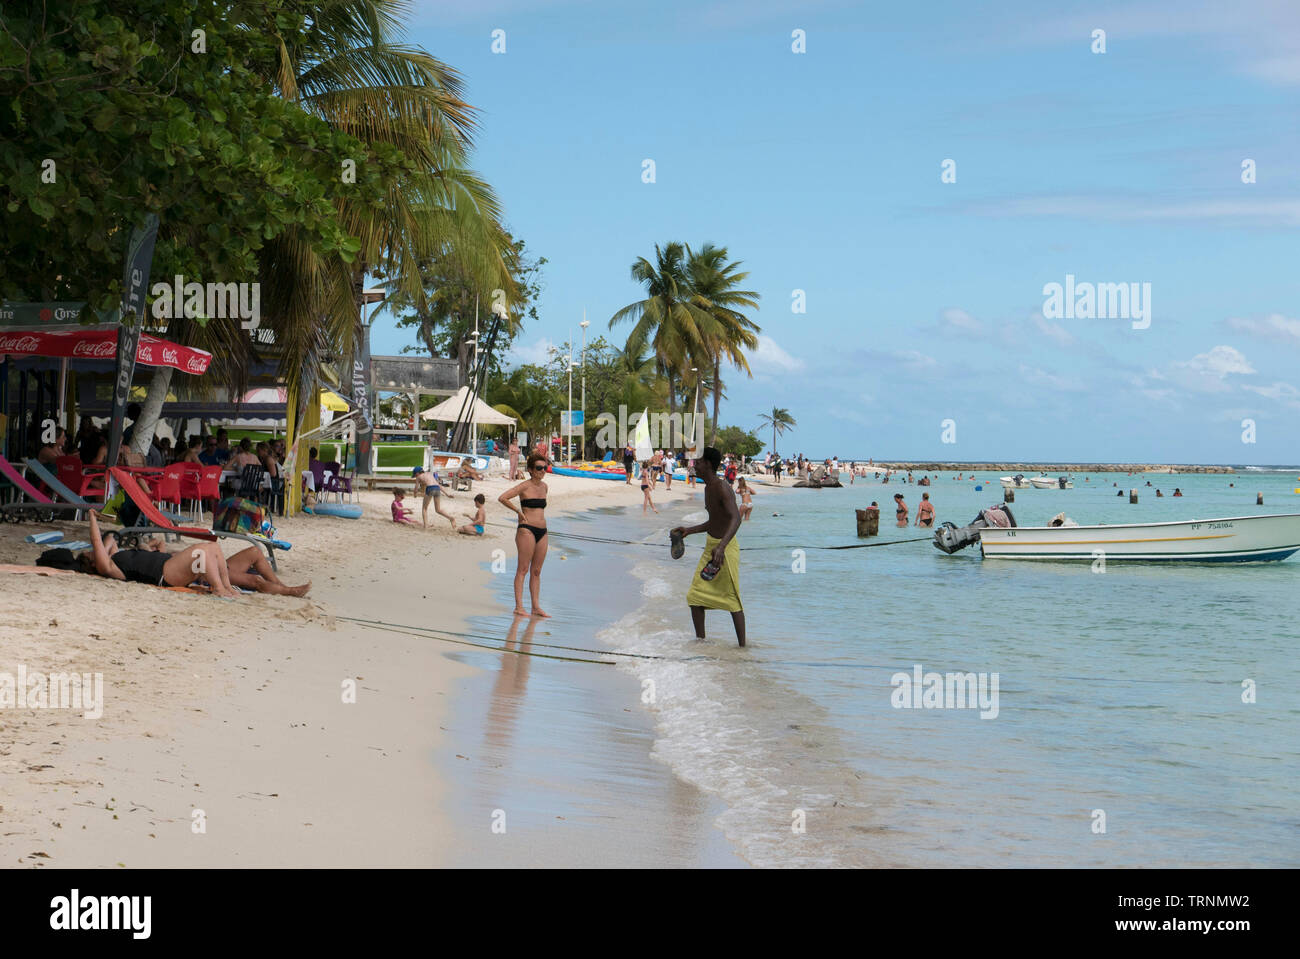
[225,546,311,596]
[163,544,238,597]
[512,526,535,615]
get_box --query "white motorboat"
[1029,476,1073,489]
[1000,474,1033,489]
[979,514,1300,562]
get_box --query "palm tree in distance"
[757,407,796,454]
[686,243,760,446]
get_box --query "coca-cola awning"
[0,328,211,374]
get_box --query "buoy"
[974,485,982,491]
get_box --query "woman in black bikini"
[499,451,551,618]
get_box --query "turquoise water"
[592,470,1300,867]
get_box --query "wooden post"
[1004,488,1014,502]
[1129,489,1138,503]
[856,507,879,538]
[1257,492,1264,505]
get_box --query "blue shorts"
[425,485,441,497]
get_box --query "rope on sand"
[336,615,671,662]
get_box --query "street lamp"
[580,314,589,462]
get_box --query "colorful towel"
[686,535,742,612]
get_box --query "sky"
[367,0,1300,464]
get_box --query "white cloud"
[1032,314,1075,348]
[971,196,1300,228]
[1018,364,1086,392]
[1242,381,1300,408]
[1166,345,1256,393]
[1226,313,1300,344]
[750,335,805,373]
[506,336,555,366]
[939,308,986,336]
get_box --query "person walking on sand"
[499,452,551,618]
[737,476,755,521]
[508,435,521,480]
[893,492,909,527]
[671,447,745,647]
[916,492,935,528]
[412,465,456,529]
[623,442,636,484]
[640,461,658,513]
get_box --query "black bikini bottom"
[519,523,547,542]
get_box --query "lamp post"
[690,367,699,455]
[580,314,589,462]
[566,329,574,465]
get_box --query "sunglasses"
[531,462,548,470]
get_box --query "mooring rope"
[484,522,931,551]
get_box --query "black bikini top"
[520,497,547,509]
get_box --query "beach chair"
[235,463,265,500]
[0,455,92,521]
[108,467,289,571]
[21,458,97,518]
[322,461,352,503]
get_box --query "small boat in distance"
[1030,476,1073,489]
[1000,474,1033,489]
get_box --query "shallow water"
[592,470,1300,867]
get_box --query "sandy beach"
[0,470,748,868]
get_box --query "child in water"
[458,494,487,536]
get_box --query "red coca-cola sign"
[71,339,117,358]
[0,334,41,352]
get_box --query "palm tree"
[686,243,760,445]
[757,407,796,453]
[609,242,716,446]
[266,0,516,413]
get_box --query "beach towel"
[686,535,742,612]
[213,497,264,535]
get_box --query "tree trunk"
[129,364,174,456]
[666,370,677,448]
[711,357,721,446]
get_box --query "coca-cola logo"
[71,339,118,358]
[137,345,154,363]
[0,334,41,352]
[186,355,207,373]
[163,347,178,364]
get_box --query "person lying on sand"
[68,512,311,598]
[458,494,487,536]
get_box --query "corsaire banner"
[351,320,373,475]
[106,214,160,467]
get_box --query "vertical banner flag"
[352,320,374,475]
[105,214,160,467]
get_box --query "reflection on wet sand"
[483,614,536,754]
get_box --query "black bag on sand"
[36,547,77,570]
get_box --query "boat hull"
[978,514,1300,562]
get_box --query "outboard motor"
[1058,476,1068,489]
[933,502,1017,554]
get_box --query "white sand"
[0,469,741,867]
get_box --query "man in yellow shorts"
[671,446,745,647]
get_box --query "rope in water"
[344,618,616,665]
[484,522,932,550]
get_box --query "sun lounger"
[23,458,96,517]
[109,467,289,571]
[0,455,92,521]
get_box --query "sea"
[573,468,1300,867]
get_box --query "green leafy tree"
[715,424,763,458]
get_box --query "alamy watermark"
[592,405,706,450]
[0,666,104,719]
[150,275,260,329]
[1042,273,1150,329]
[890,664,999,719]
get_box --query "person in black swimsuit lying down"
[499,451,551,618]
[79,512,311,597]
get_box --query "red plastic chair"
[55,454,105,500]
[155,463,185,514]
[194,464,223,521]
[178,466,203,521]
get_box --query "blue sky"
[368,0,1300,464]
